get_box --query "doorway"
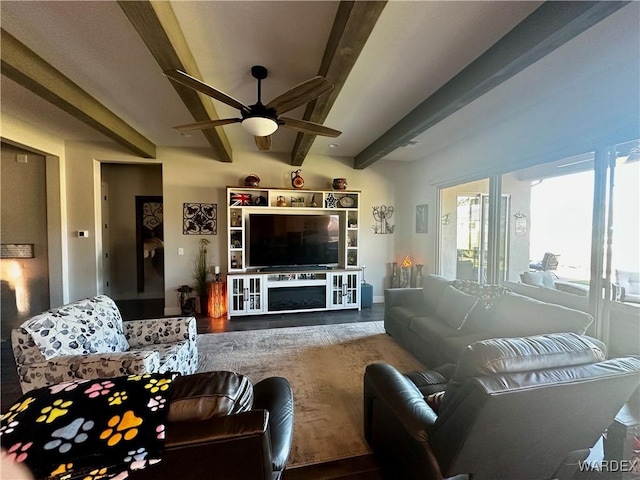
[100,163,163,306]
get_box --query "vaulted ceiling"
[0,1,631,168]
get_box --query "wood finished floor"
[1,301,385,479]
[1,301,383,410]
[0,301,609,479]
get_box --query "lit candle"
[214,265,220,274]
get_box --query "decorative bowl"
[332,178,347,190]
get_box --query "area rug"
[195,321,425,467]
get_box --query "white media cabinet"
[226,186,362,317]
[227,269,361,318]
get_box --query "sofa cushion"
[435,285,479,330]
[437,333,492,364]
[22,295,130,360]
[450,280,510,331]
[454,333,607,381]
[386,306,420,330]
[617,270,640,295]
[520,271,556,289]
[485,292,593,337]
[168,371,254,422]
[408,316,460,348]
[422,274,452,311]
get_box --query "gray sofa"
[384,274,594,367]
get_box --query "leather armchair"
[131,371,294,480]
[364,333,640,480]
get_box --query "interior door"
[135,196,164,294]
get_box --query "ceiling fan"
[165,65,341,151]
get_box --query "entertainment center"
[226,186,362,318]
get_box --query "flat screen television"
[248,213,339,268]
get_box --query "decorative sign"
[514,212,528,236]
[372,205,395,234]
[415,204,428,233]
[1,244,35,259]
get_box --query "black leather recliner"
[364,333,640,480]
[131,371,294,480]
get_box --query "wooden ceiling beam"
[291,1,387,166]
[353,1,630,170]
[1,28,156,158]
[119,0,233,162]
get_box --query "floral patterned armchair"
[11,295,198,393]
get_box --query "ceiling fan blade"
[173,118,241,132]
[165,70,250,112]
[266,77,334,115]
[254,135,272,151]
[280,117,341,137]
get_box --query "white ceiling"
[4,0,628,167]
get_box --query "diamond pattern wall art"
[183,203,217,235]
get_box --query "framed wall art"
[416,204,428,233]
[183,203,217,235]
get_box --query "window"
[437,140,639,355]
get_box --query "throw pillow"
[435,285,480,331]
[422,274,452,312]
[520,271,555,289]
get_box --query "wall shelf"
[226,186,360,273]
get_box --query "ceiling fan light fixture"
[242,117,278,137]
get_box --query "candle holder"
[391,262,400,288]
[415,264,424,288]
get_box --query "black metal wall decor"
[183,203,217,235]
[372,205,395,234]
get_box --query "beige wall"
[160,148,397,312]
[55,141,398,313]
[1,2,636,314]
[1,145,50,339]
[1,113,67,309]
[383,3,638,279]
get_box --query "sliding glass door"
[501,153,596,289]
[439,181,509,283]
[437,139,639,355]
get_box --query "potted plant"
[194,238,211,314]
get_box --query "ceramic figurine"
[291,170,304,189]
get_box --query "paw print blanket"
[0,372,178,479]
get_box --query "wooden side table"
[604,388,640,479]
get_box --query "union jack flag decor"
[230,193,253,206]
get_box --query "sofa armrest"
[253,377,294,473]
[129,411,274,480]
[166,410,268,447]
[16,351,160,393]
[364,363,438,443]
[124,316,197,347]
[554,281,589,297]
[384,288,425,313]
